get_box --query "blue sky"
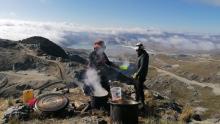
[1,0,220,33]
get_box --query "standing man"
[88,40,118,92]
[133,42,149,109]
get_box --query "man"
[133,42,149,108]
[88,40,118,92]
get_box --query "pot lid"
[35,93,69,112]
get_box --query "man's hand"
[132,73,138,80]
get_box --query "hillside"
[20,36,69,59]
[0,37,219,124]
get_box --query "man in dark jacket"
[88,40,117,92]
[133,42,149,108]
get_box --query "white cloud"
[149,37,164,42]
[169,35,184,45]
[166,35,219,51]
[198,41,216,51]
[137,37,148,42]
[0,19,148,46]
[0,19,219,51]
[168,36,198,50]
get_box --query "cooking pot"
[91,90,109,110]
[110,100,139,124]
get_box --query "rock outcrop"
[20,36,68,59]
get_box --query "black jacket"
[136,50,149,80]
[88,50,113,69]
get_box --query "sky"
[0,0,220,33]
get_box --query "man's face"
[136,49,142,57]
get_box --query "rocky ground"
[145,54,220,122]
[0,36,220,124]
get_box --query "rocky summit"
[0,36,219,124]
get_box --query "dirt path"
[154,67,220,95]
[0,70,57,83]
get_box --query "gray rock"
[192,113,202,121]
[2,105,30,123]
[16,84,32,90]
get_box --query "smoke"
[84,68,108,96]
[96,47,106,56]
[121,45,137,50]
[122,60,130,67]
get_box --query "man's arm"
[103,53,119,68]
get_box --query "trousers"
[135,78,145,103]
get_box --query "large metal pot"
[91,90,109,110]
[110,100,139,124]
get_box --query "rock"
[158,102,182,113]
[34,89,41,96]
[187,73,198,80]
[20,36,68,59]
[80,116,107,124]
[74,101,87,111]
[199,77,205,82]
[2,105,30,123]
[153,92,164,100]
[0,75,8,89]
[203,77,211,82]
[216,72,220,76]
[16,84,32,90]
[68,54,88,64]
[192,113,202,121]
[62,88,70,94]
[144,90,165,100]
[53,88,59,92]
[161,110,178,121]
[15,98,22,103]
[98,120,107,124]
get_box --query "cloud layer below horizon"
[0,19,219,51]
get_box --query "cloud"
[0,19,219,51]
[168,35,198,50]
[0,19,152,46]
[169,35,184,45]
[198,41,216,51]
